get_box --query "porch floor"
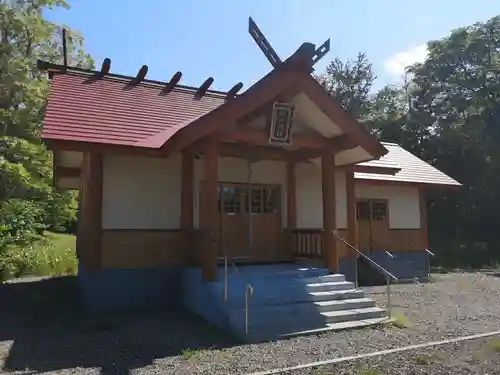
[216,262,331,281]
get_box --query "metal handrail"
[220,254,254,336]
[335,235,397,316]
[425,248,435,278]
[336,236,397,281]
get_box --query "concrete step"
[238,314,391,343]
[279,317,393,339]
[321,306,386,324]
[229,297,376,321]
[313,297,376,312]
[305,280,355,292]
[294,273,346,284]
[308,289,365,302]
[227,285,364,310]
[247,273,346,286]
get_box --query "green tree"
[317,52,376,119]
[409,15,500,254]
[317,15,500,268]
[1,0,93,251]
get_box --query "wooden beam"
[181,151,194,261]
[226,82,244,100]
[343,164,401,175]
[202,135,219,281]
[286,159,297,258]
[80,151,103,272]
[346,169,358,255]
[220,129,327,149]
[419,187,429,249]
[322,149,338,273]
[45,139,165,158]
[194,77,214,99]
[188,138,324,162]
[329,134,358,151]
[218,142,322,162]
[162,71,182,94]
[220,130,358,152]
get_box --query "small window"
[221,186,242,214]
[244,187,263,214]
[372,202,387,221]
[263,187,280,213]
[356,201,370,220]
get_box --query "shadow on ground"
[0,277,237,375]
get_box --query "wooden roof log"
[131,65,148,85]
[194,77,214,99]
[62,28,68,68]
[162,71,182,94]
[100,58,111,75]
[225,82,243,100]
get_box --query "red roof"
[42,72,226,147]
[41,55,387,160]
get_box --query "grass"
[356,368,382,375]
[414,354,429,365]
[390,311,412,329]
[181,348,199,361]
[486,339,500,353]
[313,367,382,375]
[1,231,77,281]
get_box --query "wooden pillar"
[80,151,103,272]
[321,151,338,273]
[181,150,194,260]
[286,159,297,257]
[202,136,219,281]
[419,187,429,249]
[346,169,358,251]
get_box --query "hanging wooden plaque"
[269,101,294,145]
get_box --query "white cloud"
[384,44,428,77]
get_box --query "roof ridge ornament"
[248,17,330,70]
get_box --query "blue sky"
[46,1,500,92]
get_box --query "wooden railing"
[291,229,323,259]
[291,228,350,260]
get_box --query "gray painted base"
[76,251,428,312]
[369,250,429,280]
[78,264,182,310]
[343,250,430,285]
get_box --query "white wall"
[355,184,421,229]
[295,162,421,229]
[295,162,347,229]
[101,153,421,231]
[102,153,182,229]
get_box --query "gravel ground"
[288,335,500,374]
[1,272,500,375]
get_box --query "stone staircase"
[229,267,388,341]
[183,264,390,342]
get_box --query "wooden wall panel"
[101,230,184,269]
[292,228,424,262]
[385,229,424,252]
